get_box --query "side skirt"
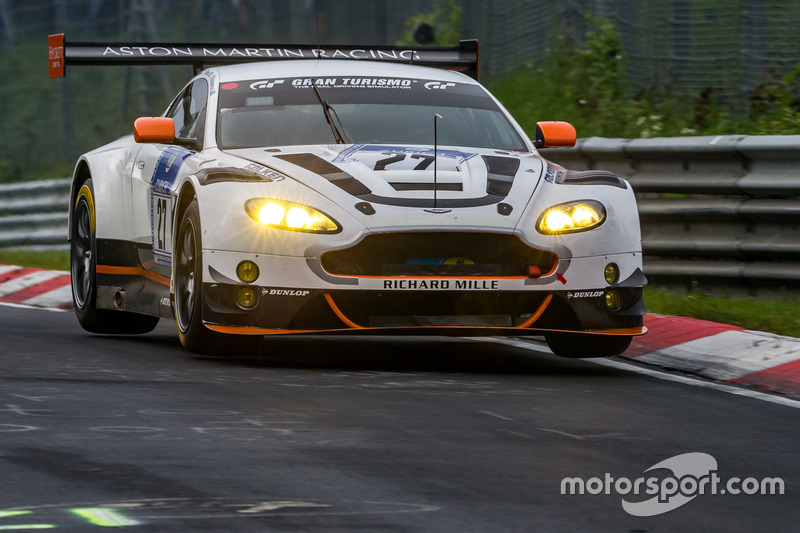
[94,238,173,318]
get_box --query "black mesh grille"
[328,290,549,327]
[321,232,556,277]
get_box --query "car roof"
[206,59,479,85]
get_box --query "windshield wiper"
[312,80,353,145]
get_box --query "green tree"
[396,0,462,46]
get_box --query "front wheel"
[71,178,159,334]
[174,200,262,355]
[545,332,632,358]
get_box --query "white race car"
[51,35,646,357]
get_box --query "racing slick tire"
[174,199,262,355]
[545,332,632,358]
[71,178,160,334]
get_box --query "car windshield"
[216,76,527,151]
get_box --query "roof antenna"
[434,113,442,208]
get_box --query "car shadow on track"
[203,335,629,377]
[86,321,629,377]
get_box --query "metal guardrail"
[0,178,70,248]
[3,135,800,295]
[541,135,800,296]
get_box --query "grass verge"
[0,248,70,271]
[644,287,800,339]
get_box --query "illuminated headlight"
[245,198,340,233]
[536,200,606,234]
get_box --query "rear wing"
[48,34,479,80]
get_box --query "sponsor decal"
[261,288,310,297]
[383,279,499,290]
[250,79,284,90]
[100,46,297,58]
[160,296,172,307]
[221,82,239,90]
[293,78,336,87]
[310,48,420,60]
[333,144,476,165]
[48,43,63,61]
[544,167,556,183]
[566,290,604,299]
[243,163,286,181]
[101,46,421,60]
[151,146,194,193]
[282,78,415,90]
[208,71,217,95]
[424,81,457,90]
[232,76,483,94]
[48,34,65,77]
[150,147,194,268]
[102,46,200,57]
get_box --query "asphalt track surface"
[0,304,797,532]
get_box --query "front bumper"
[200,272,646,337]
[200,236,646,336]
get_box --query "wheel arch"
[68,152,130,243]
[171,180,199,286]
[174,180,198,237]
[68,159,92,242]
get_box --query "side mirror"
[133,117,175,144]
[533,121,576,148]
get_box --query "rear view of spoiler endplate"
[48,34,479,80]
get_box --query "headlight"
[536,200,606,234]
[245,198,340,233]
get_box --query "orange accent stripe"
[325,273,529,280]
[205,324,319,335]
[323,293,363,329]
[515,294,553,329]
[203,324,648,336]
[96,264,170,287]
[320,265,560,281]
[583,326,647,336]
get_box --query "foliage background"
[3,0,800,183]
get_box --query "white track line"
[483,337,800,410]
[591,358,800,409]
[0,301,67,312]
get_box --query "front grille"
[328,290,549,327]
[321,232,556,277]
